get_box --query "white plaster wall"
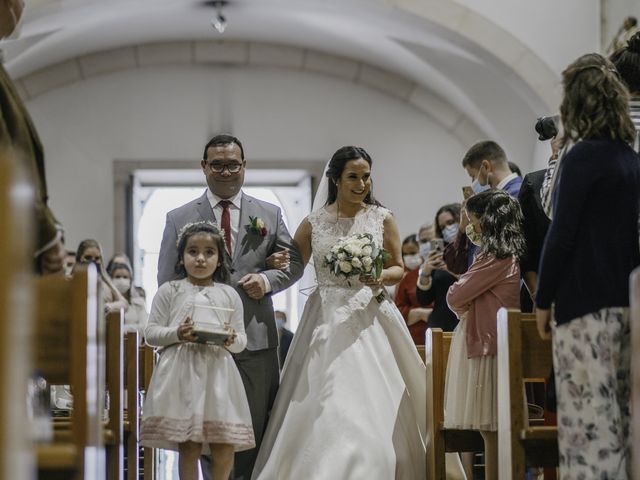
[453,0,601,74]
[26,65,474,253]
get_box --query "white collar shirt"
[496,172,518,191]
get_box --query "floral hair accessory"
[245,216,268,236]
[176,220,225,247]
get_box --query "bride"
[251,146,427,479]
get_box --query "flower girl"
[140,222,255,480]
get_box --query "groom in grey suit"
[157,134,303,479]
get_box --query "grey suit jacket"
[157,190,303,350]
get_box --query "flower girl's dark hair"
[325,146,383,207]
[465,190,526,260]
[174,222,231,283]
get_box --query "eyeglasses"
[205,161,244,174]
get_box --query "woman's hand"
[224,330,237,347]
[423,250,446,274]
[360,270,386,288]
[536,308,552,340]
[407,307,432,325]
[177,317,198,342]
[266,249,290,271]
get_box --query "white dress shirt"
[206,188,272,292]
[496,172,518,191]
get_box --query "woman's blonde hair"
[560,53,636,147]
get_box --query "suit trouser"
[200,348,280,480]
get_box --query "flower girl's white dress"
[252,206,427,479]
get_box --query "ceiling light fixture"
[210,1,227,34]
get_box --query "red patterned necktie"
[219,200,232,255]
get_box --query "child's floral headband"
[176,220,225,247]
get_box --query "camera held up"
[535,116,559,141]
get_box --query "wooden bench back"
[497,308,554,479]
[34,268,105,479]
[123,332,140,480]
[105,311,124,480]
[0,155,35,480]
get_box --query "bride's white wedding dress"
[252,205,427,480]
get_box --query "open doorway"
[131,168,313,332]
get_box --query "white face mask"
[471,178,490,194]
[402,254,422,270]
[441,224,458,244]
[112,278,131,294]
[418,241,431,259]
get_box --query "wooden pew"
[123,332,140,480]
[631,267,640,480]
[425,328,483,479]
[140,345,156,480]
[105,311,124,480]
[497,308,558,479]
[34,268,106,480]
[0,154,36,480]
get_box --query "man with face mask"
[444,141,523,275]
[1,0,65,275]
[462,140,522,197]
[157,134,304,480]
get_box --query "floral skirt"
[552,307,631,479]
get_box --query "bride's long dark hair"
[324,146,383,207]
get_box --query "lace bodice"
[308,205,389,288]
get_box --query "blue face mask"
[419,241,431,258]
[471,179,490,194]
[441,224,458,244]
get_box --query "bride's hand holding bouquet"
[323,233,390,301]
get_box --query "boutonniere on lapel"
[245,216,268,237]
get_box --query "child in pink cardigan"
[444,190,524,480]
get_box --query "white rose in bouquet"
[361,245,373,256]
[362,256,373,271]
[339,261,353,273]
[351,257,362,269]
[337,252,346,260]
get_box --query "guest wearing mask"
[107,262,148,340]
[395,234,432,345]
[417,222,436,259]
[73,239,128,314]
[415,204,461,332]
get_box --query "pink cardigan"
[446,253,520,358]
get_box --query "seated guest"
[64,250,76,277]
[107,261,148,340]
[73,239,128,313]
[107,252,147,299]
[415,203,461,332]
[417,222,436,259]
[395,234,432,345]
[434,203,461,247]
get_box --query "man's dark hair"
[203,134,245,160]
[461,140,507,169]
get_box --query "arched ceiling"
[1,0,560,154]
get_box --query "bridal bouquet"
[323,233,389,300]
